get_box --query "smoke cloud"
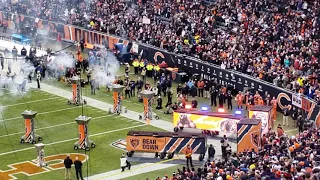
[0,60,35,96]
[51,52,76,69]
[92,48,120,88]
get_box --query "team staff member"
[258,97,264,105]
[74,157,84,180]
[236,91,244,109]
[248,95,254,110]
[63,155,73,180]
[210,86,218,106]
[185,145,193,167]
[120,153,131,172]
[197,79,204,97]
[226,91,232,110]
[271,97,277,121]
[245,91,249,110]
[218,90,224,108]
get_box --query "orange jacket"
[77,54,83,63]
[258,99,264,105]
[236,94,243,103]
[271,100,277,109]
[197,81,204,88]
[185,148,192,158]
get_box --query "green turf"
[43,65,298,136]
[0,40,298,180]
[0,89,163,180]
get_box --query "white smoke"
[51,52,76,69]
[0,104,5,122]
[92,49,119,88]
[0,61,35,96]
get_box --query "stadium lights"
[218,108,225,113]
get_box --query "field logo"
[251,131,259,147]
[0,153,88,180]
[110,139,127,151]
[129,138,140,150]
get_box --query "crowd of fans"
[1,1,320,179]
[1,0,320,101]
[154,124,320,180]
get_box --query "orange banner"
[237,120,262,153]
[126,136,166,152]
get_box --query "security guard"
[132,58,140,74]
[154,64,160,72]
[146,63,154,77]
[139,60,145,72]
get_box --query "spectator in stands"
[7,0,319,103]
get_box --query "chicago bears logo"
[251,131,259,147]
[130,138,140,150]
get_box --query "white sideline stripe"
[0,115,110,138]
[0,106,81,122]
[0,97,62,108]
[0,124,146,156]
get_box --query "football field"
[0,88,163,180]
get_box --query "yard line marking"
[132,121,141,124]
[0,124,146,156]
[0,115,110,138]
[0,97,61,108]
[0,106,81,122]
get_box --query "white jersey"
[120,157,127,167]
